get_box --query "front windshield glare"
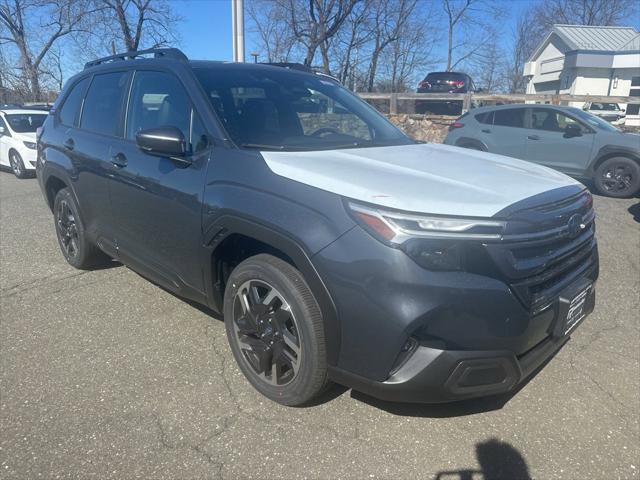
[194,67,411,151]
[5,114,47,133]
[572,108,619,132]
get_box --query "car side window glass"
[126,71,191,142]
[80,72,129,136]
[0,116,8,136]
[531,109,578,133]
[475,111,493,124]
[493,109,524,128]
[59,77,89,127]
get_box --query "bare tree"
[247,0,296,62]
[383,15,437,92]
[364,0,417,92]
[532,0,638,29]
[90,0,180,53]
[502,13,536,93]
[0,0,91,100]
[287,0,360,72]
[441,0,504,72]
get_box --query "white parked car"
[0,109,48,178]
[583,102,626,125]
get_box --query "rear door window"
[59,77,89,127]
[80,72,129,136]
[493,108,525,128]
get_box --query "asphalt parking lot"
[1,172,638,479]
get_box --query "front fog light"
[402,239,464,271]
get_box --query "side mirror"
[136,126,189,159]
[564,123,582,138]
[0,126,4,135]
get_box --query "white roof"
[553,24,639,51]
[529,24,640,62]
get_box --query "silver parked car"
[444,104,640,197]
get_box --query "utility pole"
[231,0,245,62]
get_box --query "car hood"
[261,143,582,217]
[13,131,36,142]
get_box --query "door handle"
[63,138,75,151]
[110,152,128,168]
[481,129,491,133]
[528,135,540,140]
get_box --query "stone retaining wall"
[385,114,456,143]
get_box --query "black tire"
[223,254,329,406]
[9,150,28,179]
[594,156,640,198]
[53,188,110,269]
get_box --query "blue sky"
[180,0,535,65]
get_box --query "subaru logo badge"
[567,214,586,237]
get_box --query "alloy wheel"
[601,163,634,194]
[56,199,79,260]
[9,153,22,176]
[231,279,302,386]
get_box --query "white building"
[524,24,640,125]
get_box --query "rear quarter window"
[475,111,493,124]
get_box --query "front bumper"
[315,224,598,403]
[330,285,595,403]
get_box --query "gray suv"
[444,104,640,197]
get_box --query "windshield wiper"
[238,143,285,151]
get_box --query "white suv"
[0,109,48,178]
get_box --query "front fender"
[201,148,356,365]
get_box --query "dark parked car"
[416,72,477,115]
[444,104,640,198]
[37,49,598,406]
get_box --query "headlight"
[23,141,36,149]
[347,201,506,271]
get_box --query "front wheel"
[594,157,640,198]
[223,254,329,406]
[9,151,28,179]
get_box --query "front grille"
[483,190,598,311]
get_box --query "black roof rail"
[262,62,314,73]
[84,48,188,70]
[262,62,342,84]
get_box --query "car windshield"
[570,108,620,132]
[5,113,47,133]
[193,66,412,151]
[589,103,620,111]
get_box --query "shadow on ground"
[434,438,532,480]
[628,203,640,223]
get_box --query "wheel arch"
[44,174,70,211]
[455,137,488,151]
[205,215,341,366]
[589,146,640,175]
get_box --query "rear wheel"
[9,151,28,179]
[594,157,640,198]
[223,254,329,406]
[53,188,110,269]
